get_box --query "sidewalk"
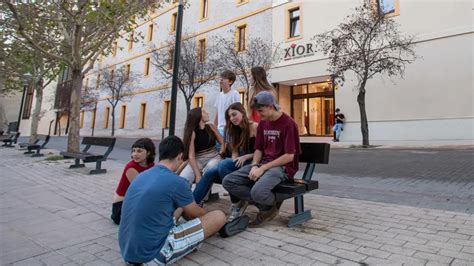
[1,148,473,265]
[301,137,474,149]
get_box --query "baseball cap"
[250,91,280,110]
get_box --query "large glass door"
[291,82,334,136]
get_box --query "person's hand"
[248,166,264,181]
[195,174,202,184]
[233,156,247,168]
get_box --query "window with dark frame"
[200,0,208,19]
[103,107,110,128]
[22,86,34,119]
[167,49,174,69]
[125,64,131,80]
[194,96,204,108]
[198,39,206,62]
[147,24,154,42]
[91,108,96,129]
[237,25,246,51]
[80,111,84,128]
[289,8,300,38]
[139,103,146,129]
[163,100,171,128]
[128,32,134,50]
[144,57,151,76]
[239,90,245,105]
[171,12,177,32]
[119,105,127,129]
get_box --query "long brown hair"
[182,107,212,160]
[224,102,252,153]
[248,66,277,104]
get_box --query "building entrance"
[291,82,334,136]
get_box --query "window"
[112,41,118,56]
[110,69,115,81]
[239,90,246,105]
[138,103,147,129]
[22,86,34,119]
[144,57,151,76]
[119,105,127,129]
[375,0,400,17]
[90,108,96,129]
[96,74,101,88]
[236,24,247,52]
[167,49,174,70]
[162,100,171,128]
[125,64,131,80]
[84,78,89,88]
[170,12,177,32]
[128,32,134,50]
[103,107,110,128]
[193,96,204,108]
[200,0,209,20]
[80,111,85,128]
[198,38,206,63]
[147,24,154,42]
[289,8,300,38]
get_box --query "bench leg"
[31,148,43,157]
[69,158,85,168]
[24,150,35,154]
[287,195,312,227]
[89,160,106,175]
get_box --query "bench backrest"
[299,142,330,181]
[81,137,116,159]
[82,137,116,147]
[299,142,330,164]
[37,134,50,148]
[11,132,20,143]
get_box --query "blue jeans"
[193,158,249,204]
[215,127,225,151]
[333,123,343,140]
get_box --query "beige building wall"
[270,0,473,141]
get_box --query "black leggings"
[111,201,123,225]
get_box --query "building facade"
[270,0,473,141]
[22,0,473,142]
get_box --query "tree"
[216,31,281,104]
[313,0,417,147]
[1,24,60,142]
[151,33,224,113]
[3,0,167,151]
[98,66,136,136]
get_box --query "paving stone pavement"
[0,148,473,266]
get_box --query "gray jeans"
[222,164,288,209]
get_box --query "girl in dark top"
[193,103,258,220]
[248,66,277,123]
[180,107,224,185]
[111,138,156,225]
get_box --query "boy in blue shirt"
[119,136,226,265]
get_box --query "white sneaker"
[228,200,248,222]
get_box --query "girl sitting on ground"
[111,138,156,225]
[193,102,258,221]
[180,107,225,185]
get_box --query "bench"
[60,137,116,175]
[18,134,50,157]
[273,142,330,227]
[1,132,21,147]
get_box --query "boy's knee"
[251,187,273,205]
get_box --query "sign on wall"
[283,42,317,61]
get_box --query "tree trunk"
[29,79,44,143]
[67,69,82,152]
[357,83,370,147]
[111,106,115,136]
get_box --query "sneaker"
[249,205,279,228]
[227,200,248,222]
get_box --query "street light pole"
[16,73,32,132]
[168,0,184,136]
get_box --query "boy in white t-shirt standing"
[214,70,240,140]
